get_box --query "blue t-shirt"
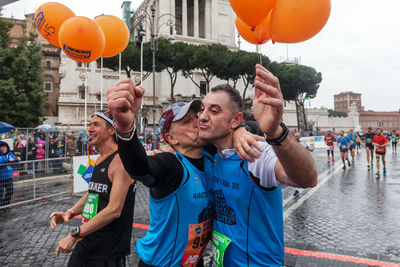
[337,136,350,149]
[136,151,213,266]
[211,151,284,267]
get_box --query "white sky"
[3,0,400,111]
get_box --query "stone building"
[359,111,400,131]
[6,13,61,123]
[283,101,360,133]
[334,91,363,113]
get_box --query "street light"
[132,5,175,149]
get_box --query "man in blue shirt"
[337,130,351,169]
[198,64,317,266]
[347,129,356,163]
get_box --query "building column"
[194,0,199,37]
[204,0,210,39]
[182,0,188,36]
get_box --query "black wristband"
[265,122,289,146]
[235,122,246,130]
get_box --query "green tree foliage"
[328,109,348,117]
[0,18,46,127]
[182,43,229,93]
[157,39,188,101]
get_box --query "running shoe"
[332,158,335,163]
[342,165,346,170]
[352,159,355,164]
[367,164,370,169]
[348,161,351,167]
[383,168,386,175]
[293,190,299,196]
[327,160,330,164]
[371,162,374,167]
[376,171,380,178]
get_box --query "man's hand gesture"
[253,64,284,139]
[107,78,145,132]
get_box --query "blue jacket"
[0,141,19,179]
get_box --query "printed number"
[192,233,208,249]
[83,203,94,214]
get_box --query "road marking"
[285,247,400,267]
[283,164,342,219]
[282,166,334,207]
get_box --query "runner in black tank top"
[49,111,135,267]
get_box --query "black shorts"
[392,142,397,147]
[68,251,126,267]
[376,151,386,156]
[366,144,374,150]
[340,148,348,153]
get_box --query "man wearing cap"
[49,110,136,267]
[363,127,375,169]
[107,79,262,267]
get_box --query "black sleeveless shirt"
[75,150,136,260]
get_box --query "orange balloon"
[59,16,105,63]
[94,15,130,58]
[34,2,75,47]
[229,0,275,28]
[270,0,331,43]
[236,15,271,45]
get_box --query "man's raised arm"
[253,64,317,188]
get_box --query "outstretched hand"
[107,78,145,132]
[49,212,70,230]
[253,64,284,139]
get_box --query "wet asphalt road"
[0,146,399,266]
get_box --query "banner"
[72,155,99,193]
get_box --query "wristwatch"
[265,122,289,146]
[70,226,80,238]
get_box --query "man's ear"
[231,112,244,130]
[164,132,179,146]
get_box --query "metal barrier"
[0,157,72,209]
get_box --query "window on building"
[79,86,86,99]
[199,0,205,38]
[175,0,183,35]
[187,0,194,36]
[45,60,51,70]
[44,82,52,92]
[200,81,206,96]
[77,62,90,68]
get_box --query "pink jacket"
[36,148,45,159]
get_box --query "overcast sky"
[3,0,400,111]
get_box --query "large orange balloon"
[230,0,275,28]
[94,15,130,58]
[34,2,75,47]
[59,16,105,63]
[236,15,271,45]
[270,0,331,43]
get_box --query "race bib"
[211,230,232,267]
[82,193,99,220]
[366,138,372,144]
[182,218,213,267]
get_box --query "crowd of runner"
[323,127,399,177]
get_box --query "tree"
[182,44,230,93]
[157,39,188,101]
[328,109,348,117]
[0,19,46,127]
[278,64,322,130]
[238,52,270,111]
[215,49,242,88]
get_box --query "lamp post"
[132,5,175,149]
